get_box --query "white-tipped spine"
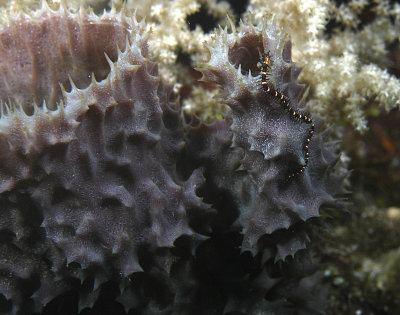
[68,75,78,91]
[227,14,236,33]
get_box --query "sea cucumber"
[0,6,209,314]
[190,17,346,256]
[0,6,346,314]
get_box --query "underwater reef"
[0,0,399,314]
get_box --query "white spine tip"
[104,52,114,68]
[68,75,78,91]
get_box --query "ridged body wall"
[0,5,346,315]
[0,7,209,314]
[189,19,345,256]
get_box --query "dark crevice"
[223,0,249,18]
[186,5,218,33]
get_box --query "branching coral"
[248,0,400,132]
[111,0,230,87]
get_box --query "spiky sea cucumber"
[0,5,209,314]
[189,16,346,256]
[0,4,346,314]
[0,1,133,112]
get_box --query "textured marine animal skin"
[0,5,209,314]
[190,18,345,256]
[0,4,345,315]
[0,3,131,111]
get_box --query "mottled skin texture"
[0,8,209,314]
[192,19,345,256]
[0,6,346,315]
[0,4,130,110]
